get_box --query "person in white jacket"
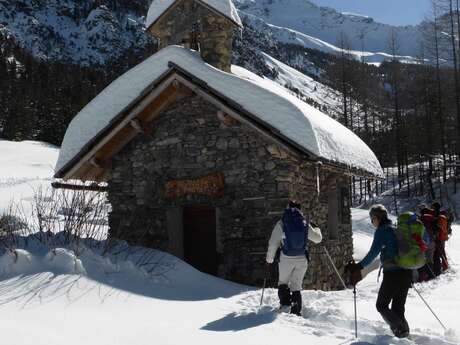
[266,200,322,315]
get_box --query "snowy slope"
[235,0,422,62]
[260,52,341,114]
[0,140,59,215]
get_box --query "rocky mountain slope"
[0,0,155,66]
[235,0,422,63]
[0,0,422,68]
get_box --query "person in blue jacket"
[347,204,412,338]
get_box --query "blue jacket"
[359,219,400,272]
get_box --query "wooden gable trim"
[59,73,180,181]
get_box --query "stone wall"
[149,0,235,72]
[108,94,353,290]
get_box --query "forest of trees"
[0,28,156,146]
[325,0,460,202]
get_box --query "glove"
[345,260,363,286]
[266,257,274,264]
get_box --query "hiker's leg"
[433,241,443,276]
[391,270,412,335]
[376,272,404,331]
[278,259,295,306]
[289,259,308,316]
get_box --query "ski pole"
[412,284,447,330]
[323,247,347,290]
[323,247,358,338]
[260,264,270,307]
[353,285,358,339]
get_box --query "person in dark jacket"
[347,204,412,338]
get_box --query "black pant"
[433,241,443,276]
[376,269,412,332]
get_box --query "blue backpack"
[281,208,308,256]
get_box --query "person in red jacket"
[436,203,450,271]
[418,206,436,281]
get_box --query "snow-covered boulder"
[45,248,86,275]
[0,249,34,276]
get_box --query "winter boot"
[391,319,410,338]
[290,291,302,316]
[394,327,410,338]
[278,284,291,310]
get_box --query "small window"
[339,187,351,224]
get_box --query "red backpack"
[436,215,449,241]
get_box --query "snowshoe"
[278,305,291,313]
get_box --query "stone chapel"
[54,0,383,290]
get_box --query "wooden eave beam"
[62,75,179,182]
[51,181,108,192]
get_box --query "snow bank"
[146,0,242,28]
[0,248,86,277]
[56,46,382,177]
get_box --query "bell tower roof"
[146,0,242,30]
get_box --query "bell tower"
[146,0,242,72]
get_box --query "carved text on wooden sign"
[165,172,225,199]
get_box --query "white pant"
[278,255,308,291]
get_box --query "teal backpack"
[395,212,427,269]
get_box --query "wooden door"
[183,205,217,275]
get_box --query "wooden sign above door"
[165,172,225,199]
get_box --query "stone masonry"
[107,94,354,290]
[148,0,236,72]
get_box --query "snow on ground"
[0,212,458,345]
[0,140,59,215]
[0,140,459,344]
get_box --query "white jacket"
[266,220,323,263]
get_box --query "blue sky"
[311,0,431,26]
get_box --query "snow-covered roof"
[55,46,383,178]
[146,0,242,29]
